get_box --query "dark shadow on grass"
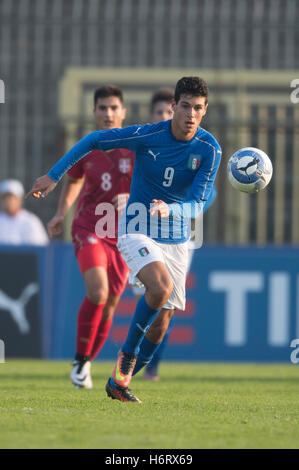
[0,374,70,381]
[0,373,297,385]
[144,376,299,384]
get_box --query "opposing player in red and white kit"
[47,85,134,388]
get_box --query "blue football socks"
[132,336,162,376]
[147,315,174,368]
[122,296,160,355]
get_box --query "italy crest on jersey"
[138,247,149,257]
[119,158,131,174]
[188,154,200,170]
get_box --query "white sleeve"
[23,213,49,245]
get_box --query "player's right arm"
[47,175,84,238]
[26,124,159,199]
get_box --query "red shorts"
[73,227,129,297]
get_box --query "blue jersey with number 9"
[48,120,222,243]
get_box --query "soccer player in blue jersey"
[27,77,222,403]
[138,88,217,382]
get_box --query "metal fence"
[59,68,299,245]
[0,0,299,244]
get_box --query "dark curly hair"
[174,77,208,104]
[94,85,123,107]
[150,88,174,111]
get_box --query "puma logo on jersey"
[148,150,160,160]
[133,127,141,135]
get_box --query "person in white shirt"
[0,179,49,245]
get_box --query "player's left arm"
[184,142,222,215]
[26,124,156,199]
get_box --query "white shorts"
[131,284,146,297]
[117,234,188,311]
[131,241,194,297]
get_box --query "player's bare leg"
[139,262,173,310]
[71,266,108,389]
[84,266,109,305]
[107,262,173,402]
[132,307,175,380]
[146,307,175,343]
[143,307,175,380]
[131,290,175,380]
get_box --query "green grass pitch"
[0,360,298,449]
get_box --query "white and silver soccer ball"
[227,147,273,194]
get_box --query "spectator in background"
[0,179,49,245]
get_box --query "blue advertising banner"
[1,244,298,362]
[0,245,48,357]
[48,244,299,363]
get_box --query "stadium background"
[0,0,299,362]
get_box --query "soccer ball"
[227,147,273,194]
